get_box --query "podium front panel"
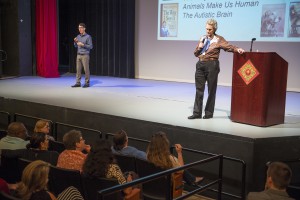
[231,52,288,127]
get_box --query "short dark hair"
[27,132,47,149]
[267,161,292,190]
[113,130,127,151]
[7,122,27,138]
[63,130,82,150]
[79,23,86,28]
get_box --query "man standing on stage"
[188,19,245,120]
[72,23,93,88]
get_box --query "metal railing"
[171,147,246,200]
[105,133,246,199]
[54,122,102,141]
[98,154,224,200]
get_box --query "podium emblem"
[238,59,260,85]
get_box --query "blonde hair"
[34,119,49,133]
[147,131,173,169]
[16,160,50,200]
[206,18,218,32]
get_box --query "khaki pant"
[76,54,90,84]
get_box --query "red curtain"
[36,0,59,77]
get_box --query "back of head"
[17,160,50,199]
[63,130,82,150]
[82,139,114,178]
[34,120,49,133]
[267,161,292,190]
[7,122,27,140]
[27,132,47,150]
[147,131,173,169]
[113,130,128,151]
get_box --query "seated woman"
[15,160,84,200]
[82,139,139,198]
[147,131,203,185]
[34,120,55,141]
[22,132,59,165]
[27,132,49,150]
[56,130,90,171]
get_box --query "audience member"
[22,132,59,165]
[247,161,294,200]
[147,131,204,185]
[82,139,139,197]
[15,160,84,200]
[34,120,55,141]
[0,122,29,150]
[27,132,49,150]
[56,130,90,171]
[112,130,147,160]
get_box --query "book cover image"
[160,3,178,37]
[288,2,300,37]
[260,4,286,37]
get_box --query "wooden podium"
[230,52,288,127]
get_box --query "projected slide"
[158,0,300,42]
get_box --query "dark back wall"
[59,0,135,78]
[0,0,134,78]
[0,0,32,77]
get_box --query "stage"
[0,74,300,197]
[0,74,299,138]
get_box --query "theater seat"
[135,157,183,200]
[81,175,122,200]
[48,165,83,197]
[114,154,137,173]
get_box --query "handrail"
[0,111,11,127]
[13,113,54,136]
[170,146,246,200]
[54,122,102,140]
[106,132,246,199]
[98,154,223,200]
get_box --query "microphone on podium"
[250,38,256,52]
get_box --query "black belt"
[77,53,88,55]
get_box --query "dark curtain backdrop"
[59,0,135,78]
[36,0,59,77]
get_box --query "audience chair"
[17,158,31,178]
[48,140,65,153]
[0,130,7,140]
[114,154,137,173]
[0,149,26,183]
[20,149,59,165]
[48,165,83,197]
[81,176,122,200]
[0,191,21,200]
[135,158,172,200]
[287,184,300,200]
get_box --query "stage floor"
[0,73,299,139]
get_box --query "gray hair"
[206,19,218,32]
